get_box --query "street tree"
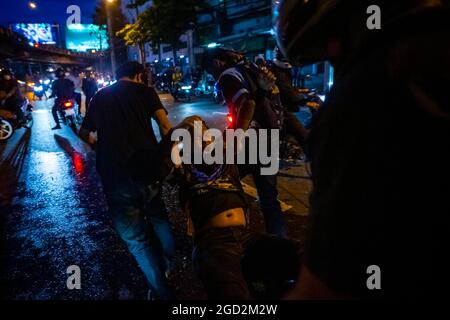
[140,0,208,65]
[116,22,150,62]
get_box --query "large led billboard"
[65,24,109,52]
[12,23,56,44]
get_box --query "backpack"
[220,62,284,130]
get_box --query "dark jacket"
[304,7,450,297]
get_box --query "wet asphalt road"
[0,96,228,300]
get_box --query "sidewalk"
[242,161,312,217]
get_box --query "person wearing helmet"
[201,47,288,238]
[0,68,25,122]
[267,48,310,150]
[275,0,450,298]
[49,68,75,129]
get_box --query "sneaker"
[51,125,61,130]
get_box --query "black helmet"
[274,0,450,65]
[0,68,14,77]
[201,47,245,71]
[55,67,65,78]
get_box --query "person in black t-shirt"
[79,61,175,300]
[81,72,98,111]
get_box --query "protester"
[169,120,301,299]
[81,71,98,112]
[0,68,24,122]
[275,0,450,298]
[49,68,74,130]
[267,48,310,150]
[79,61,175,300]
[65,68,82,114]
[201,48,288,238]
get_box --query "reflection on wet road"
[2,94,272,299]
[0,96,226,299]
[1,99,153,299]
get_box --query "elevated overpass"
[0,31,99,67]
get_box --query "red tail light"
[63,101,73,108]
[227,114,233,124]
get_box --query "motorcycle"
[58,99,78,134]
[194,79,216,97]
[0,99,33,141]
[171,82,192,103]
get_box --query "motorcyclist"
[49,68,75,130]
[0,69,25,123]
[274,0,450,298]
[171,67,183,101]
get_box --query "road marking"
[241,182,293,212]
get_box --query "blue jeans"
[105,180,175,299]
[250,167,287,238]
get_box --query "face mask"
[4,75,11,80]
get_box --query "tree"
[92,0,128,67]
[126,0,150,11]
[140,0,208,65]
[116,22,150,61]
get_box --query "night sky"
[0,0,98,28]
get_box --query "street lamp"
[105,0,117,79]
[28,1,37,10]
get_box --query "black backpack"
[228,63,284,130]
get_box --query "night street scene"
[0,0,449,308]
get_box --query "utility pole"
[106,0,117,79]
[133,0,144,64]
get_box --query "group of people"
[78,0,449,300]
[50,68,98,130]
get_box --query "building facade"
[120,0,332,93]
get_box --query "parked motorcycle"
[0,99,33,141]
